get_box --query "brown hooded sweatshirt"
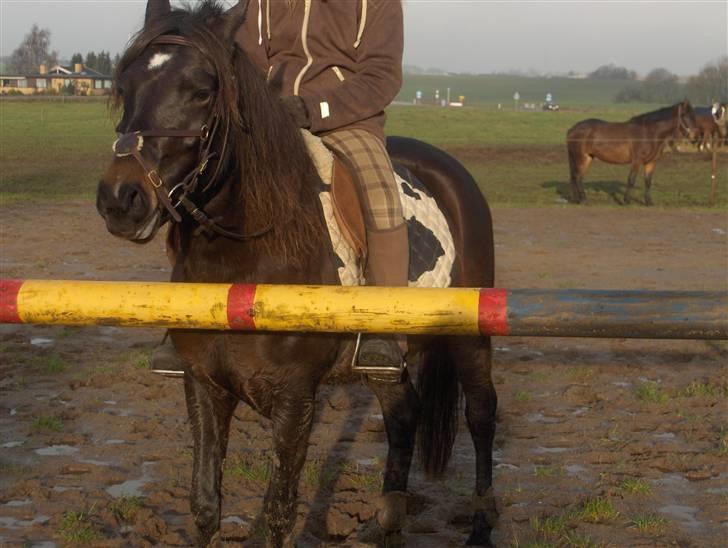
[235,0,403,142]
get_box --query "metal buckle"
[200,125,210,141]
[147,169,163,189]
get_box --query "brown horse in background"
[693,103,727,151]
[567,101,698,205]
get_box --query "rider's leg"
[322,128,409,375]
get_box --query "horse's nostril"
[129,188,140,207]
[117,182,146,215]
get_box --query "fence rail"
[2,279,726,340]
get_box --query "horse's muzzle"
[96,179,163,242]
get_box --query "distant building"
[0,63,112,96]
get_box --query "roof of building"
[1,64,111,79]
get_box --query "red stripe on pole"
[227,284,257,330]
[478,288,509,335]
[0,279,23,324]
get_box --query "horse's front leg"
[184,373,239,546]
[622,165,639,204]
[263,389,317,547]
[365,370,420,544]
[643,161,657,206]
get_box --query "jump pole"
[2,279,726,340]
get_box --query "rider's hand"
[281,95,311,129]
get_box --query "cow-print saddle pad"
[302,130,455,288]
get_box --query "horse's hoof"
[376,491,407,532]
[466,510,495,546]
[383,529,404,548]
[203,531,222,548]
[466,530,494,547]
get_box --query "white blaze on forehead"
[148,52,173,70]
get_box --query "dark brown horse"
[96,1,497,546]
[567,101,698,205]
[693,103,727,150]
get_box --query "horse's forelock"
[112,1,242,126]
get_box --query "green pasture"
[0,100,725,208]
[0,101,117,201]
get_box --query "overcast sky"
[1,1,726,76]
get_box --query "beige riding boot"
[354,223,409,381]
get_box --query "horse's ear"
[145,0,171,25]
[221,0,250,41]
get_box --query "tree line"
[9,25,118,75]
[70,51,119,75]
[589,60,728,104]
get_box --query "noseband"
[113,35,270,241]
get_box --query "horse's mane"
[113,0,326,267]
[629,103,682,124]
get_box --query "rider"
[236,0,408,373]
[152,0,407,375]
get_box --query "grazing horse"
[693,103,727,150]
[566,101,698,205]
[96,1,497,546]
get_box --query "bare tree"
[10,24,58,73]
[642,68,682,103]
[687,56,728,104]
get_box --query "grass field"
[1,100,725,208]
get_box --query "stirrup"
[149,334,185,378]
[351,334,405,384]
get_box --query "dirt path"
[1,202,726,547]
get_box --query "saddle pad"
[302,130,455,288]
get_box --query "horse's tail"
[566,125,583,181]
[416,340,459,478]
[566,127,576,181]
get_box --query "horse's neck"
[651,114,680,140]
[168,172,334,285]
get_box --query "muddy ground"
[1,202,726,547]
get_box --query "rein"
[113,34,272,241]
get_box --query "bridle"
[675,103,694,137]
[112,34,271,241]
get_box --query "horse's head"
[676,100,699,141]
[96,0,248,243]
[712,102,728,139]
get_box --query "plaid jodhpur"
[322,128,404,230]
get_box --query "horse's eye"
[193,90,212,103]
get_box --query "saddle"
[302,129,456,289]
